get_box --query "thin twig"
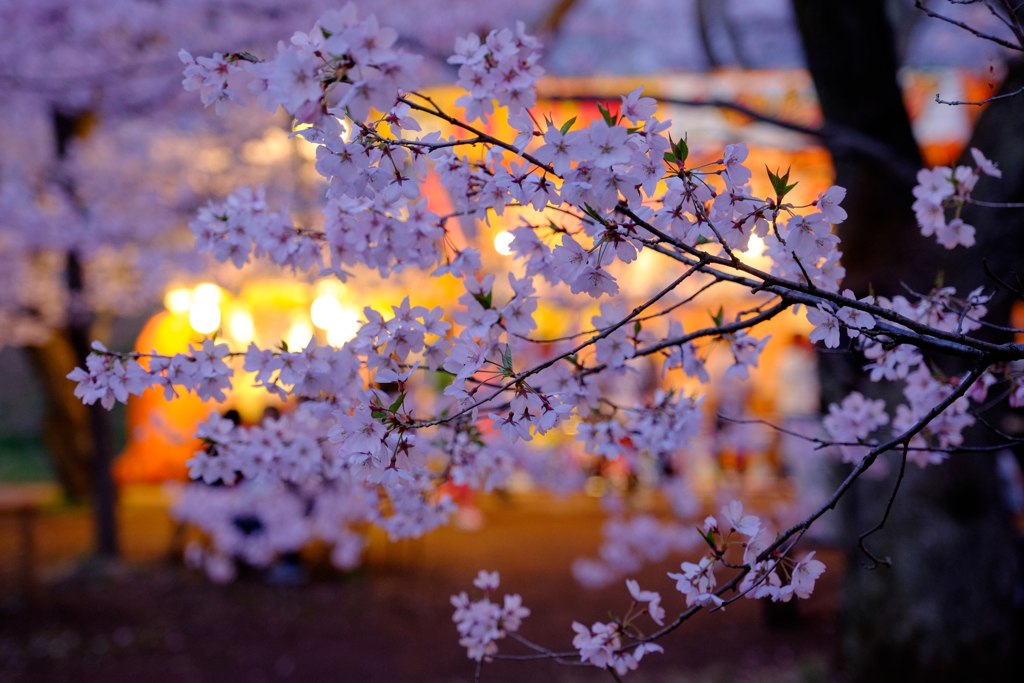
[983,258,1024,302]
[937,84,1024,106]
[914,0,1023,50]
[967,197,1024,207]
[857,445,909,570]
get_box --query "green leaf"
[371,409,387,420]
[663,151,677,164]
[581,203,608,225]
[695,235,712,245]
[633,320,642,335]
[711,305,724,327]
[388,393,406,413]
[596,102,616,126]
[473,290,494,310]
[502,344,514,375]
[559,116,577,135]
[698,527,717,551]
[673,136,689,164]
[766,165,798,198]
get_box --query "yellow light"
[295,135,318,162]
[189,300,221,335]
[326,306,361,347]
[228,310,255,344]
[294,120,349,161]
[494,231,515,256]
[192,283,223,304]
[742,234,766,258]
[315,279,348,299]
[311,296,344,330]
[165,288,192,314]
[286,320,314,351]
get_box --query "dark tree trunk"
[24,333,93,499]
[67,252,119,559]
[792,1,1019,679]
[49,111,120,558]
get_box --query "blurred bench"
[0,485,57,593]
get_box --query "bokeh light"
[286,319,313,350]
[189,300,221,334]
[494,231,515,255]
[326,306,361,346]
[311,296,344,330]
[164,288,193,314]
[228,310,255,343]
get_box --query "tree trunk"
[24,333,93,500]
[47,110,120,558]
[64,250,119,559]
[792,1,1019,679]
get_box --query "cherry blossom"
[451,571,530,661]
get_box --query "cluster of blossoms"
[891,364,976,466]
[190,186,321,271]
[911,148,1001,249]
[62,4,1024,677]
[805,289,876,349]
[450,571,531,661]
[569,579,665,675]
[449,23,544,123]
[819,283,995,465]
[69,339,233,408]
[670,502,826,607]
[178,405,459,575]
[822,391,891,462]
[177,478,370,583]
[180,50,247,115]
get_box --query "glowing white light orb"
[326,306,361,347]
[742,234,766,258]
[189,300,221,334]
[165,288,192,314]
[192,283,223,304]
[286,320,314,351]
[228,310,255,344]
[312,296,345,330]
[493,231,515,256]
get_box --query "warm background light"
[164,288,193,314]
[742,234,766,258]
[286,319,313,350]
[189,300,221,334]
[192,283,223,304]
[326,306,360,346]
[311,296,344,330]
[494,231,515,256]
[228,310,255,343]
